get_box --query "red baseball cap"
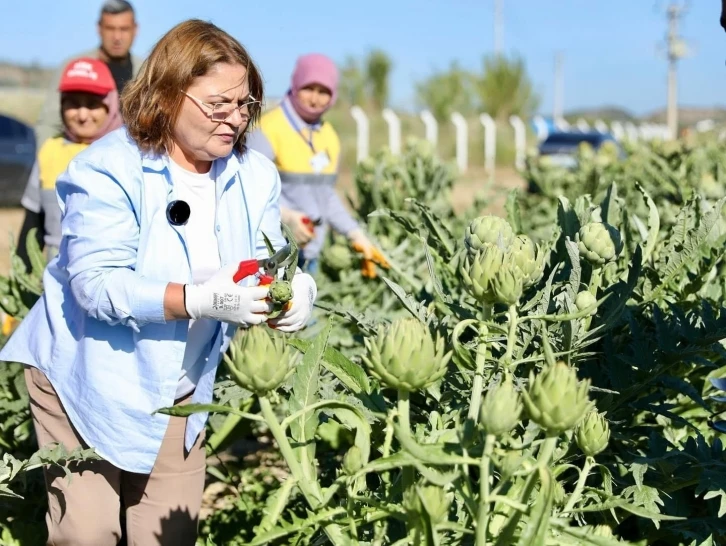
[58,58,116,96]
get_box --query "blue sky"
[1,0,725,116]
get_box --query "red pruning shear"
[232,244,296,286]
[302,216,322,230]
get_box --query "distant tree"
[475,54,540,121]
[339,55,366,106]
[364,49,392,109]
[415,61,476,122]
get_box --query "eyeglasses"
[181,90,260,123]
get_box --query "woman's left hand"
[267,273,317,332]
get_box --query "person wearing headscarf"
[16,57,123,266]
[247,53,388,277]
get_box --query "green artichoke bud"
[575,290,597,316]
[577,222,623,266]
[362,318,451,392]
[576,410,610,457]
[480,376,522,436]
[461,245,505,304]
[497,451,525,478]
[577,141,595,160]
[269,279,293,304]
[342,445,363,475]
[465,215,515,253]
[509,235,545,287]
[522,361,593,434]
[323,243,353,270]
[491,262,525,306]
[223,327,300,395]
[405,485,451,524]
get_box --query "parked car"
[537,130,623,170]
[0,113,36,207]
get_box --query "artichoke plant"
[521,361,593,434]
[576,410,610,457]
[465,215,515,254]
[480,375,522,436]
[577,222,623,266]
[362,318,451,392]
[269,279,293,304]
[223,326,300,396]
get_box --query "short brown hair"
[121,19,263,156]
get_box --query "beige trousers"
[25,366,207,546]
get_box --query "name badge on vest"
[310,151,330,174]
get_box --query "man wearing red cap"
[34,0,142,145]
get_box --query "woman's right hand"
[183,264,272,326]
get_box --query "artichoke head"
[223,327,300,395]
[480,375,523,436]
[465,215,515,254]
[576,410,610,457]
[491,261,525,306]
[362,318,451,392]
[323,243,354,271]
[509,234,545,287]
[269,279,293,304]
[575,290,598,316]
[522,361,593,434]
[577,222,623,266]
[461,245,505,304]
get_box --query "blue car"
[0,113,36,207]
[537,131,623,170]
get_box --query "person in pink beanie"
[248,53,388,277]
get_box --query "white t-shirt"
[168,159,221,399]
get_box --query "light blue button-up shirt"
[0,127,287,474]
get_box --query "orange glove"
[349,230,389,279]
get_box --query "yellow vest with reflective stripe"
[38,137,88,190]
[258,104,340,177]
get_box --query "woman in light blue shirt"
[0,19,316,545]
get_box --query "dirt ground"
[0,167,525,276]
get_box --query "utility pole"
[553,51,564,121]
[665,2,689,139]
[494,0,503,56]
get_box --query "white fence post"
[350,106,369,162]
[555,117,570,131]
[450,111,468,173]
[420,110,438,147]
[532,115,549,141]
[509,115,527,171]
[594,119,609,134]
[610,121,625,141]
[381,108,402,155]
[625,122,639,143]
[480,113,497,175]
[576,118,590,132]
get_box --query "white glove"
[267,273,317,332]
[184,264,272,326]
